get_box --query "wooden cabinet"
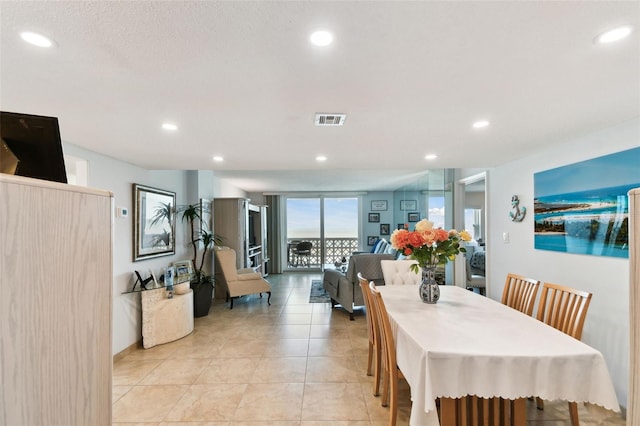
[214,198,268,275]
[0,174,113,425]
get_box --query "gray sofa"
[323,253,395,320]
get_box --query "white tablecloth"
[378,285,620,425]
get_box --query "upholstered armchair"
[381,259,421,285]
[214,247,271,309]
[323,253,395,320]
[466,249,486,295]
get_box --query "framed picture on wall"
[397,223,405,230]
[380,223,390,235]
[368,212,380,222]
[133,183,176,261]
[400,200,417,210]
[367,236,379,246]
[408,212,420,222]
[371,200,388,211]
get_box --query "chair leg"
[568,402,579,426]
[536,397,544,410]
[367,342,373,376]
[381,364,390,407]
[230,297,234,309]
[373,345,382,396]
[267,291,271,305]
[389,367,398,426]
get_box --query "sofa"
[323,252,395,320]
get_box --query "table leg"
[440,397,457,426]
[511,398,525,426]
[438,396,526,426]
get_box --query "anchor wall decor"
[509,195,527,222]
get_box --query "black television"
[0,111,67,184]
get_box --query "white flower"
[414,219,434,232]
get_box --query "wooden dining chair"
[358,272,382,397]
[535,282,593,426]
[501,273,541,315]
[369,281,401,426]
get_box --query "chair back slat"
[501,273,540,316]
[536,282,592,340]
[369,282,396,370]
[358,273,375,346]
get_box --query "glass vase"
[419,266,440,304]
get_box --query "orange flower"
[406,232,424,247]
[436,229,449,242]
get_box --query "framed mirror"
[133,184,176,261]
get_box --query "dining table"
[377,285,620,426]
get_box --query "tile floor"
[113,272,625,425]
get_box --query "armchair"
[323,253,395,320]
[466,249,486,295]
[214,247,271,309]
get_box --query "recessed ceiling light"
[310,30,333,47]
[596,26,632,44]
[20,31,54,48]
[472,120,490,129]
[213,156,224,162]
[425,154,438,160]
[316,155,328,162]
[162,123,178,131]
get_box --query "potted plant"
[179,203,223,317]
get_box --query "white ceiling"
[1,1,638,192]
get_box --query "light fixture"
[20,31,54,48]
[472,120,490,129]
[213,156,224,162]
[425,154,438,160]
[310,30,333,47]
[596,25,632,44]
[316,155,327,162]
[161,123,178,131]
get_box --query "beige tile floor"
[113,272,625,425]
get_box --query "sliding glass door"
[285,196,358,270]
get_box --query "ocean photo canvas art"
[534,147,640,258]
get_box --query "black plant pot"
[191,282,214,317]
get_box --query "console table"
[140,286,194,348]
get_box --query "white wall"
[62,144,245,355]
[486,118,639,409]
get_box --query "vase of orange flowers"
[390,219,472,303]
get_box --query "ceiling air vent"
[315,113,346,126]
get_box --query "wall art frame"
[133,183,176,261]
[534,146,640,258]
[368,212,380,223]
[371,200,388,211]
[400,200,417,211]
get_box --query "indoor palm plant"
[179,203,223,317]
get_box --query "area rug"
[309,280,330,303]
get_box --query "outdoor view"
[287,198,358,238]
[287,197,358,267]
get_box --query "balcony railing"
[287,237,359,268]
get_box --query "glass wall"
[285,196,359,270]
